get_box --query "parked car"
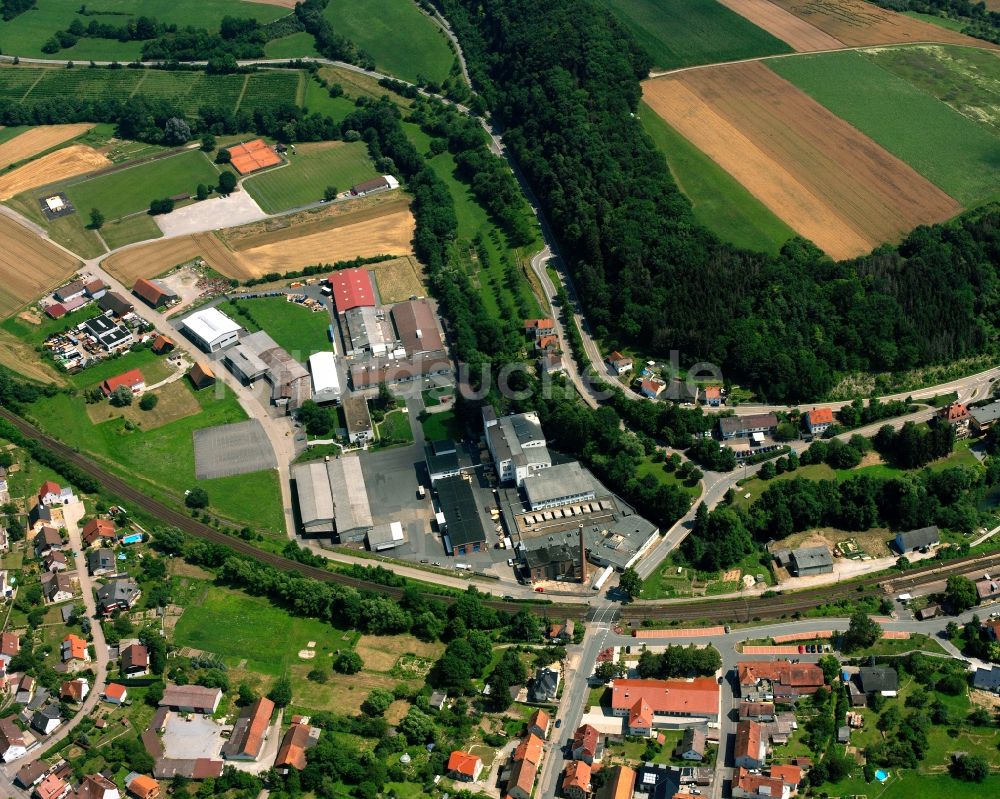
[535,587,545,593]
[555,719,562,728]
[798,645,805,654]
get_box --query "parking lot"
[161,712,227,760]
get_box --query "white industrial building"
[291,456,373,542]
[366,521,406,551]
[486,411,551,486]
[523,462,597,511]
[309,351,341,403]
[182,307,241,352]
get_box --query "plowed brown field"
[769,0,998,47]
[103,232,253,284]
[0,145,110,200]
[0,124,94,171]
[642,62,961,259]
[717,0,843,50]
[0,216,81,317]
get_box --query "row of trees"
[436,0,1000,402]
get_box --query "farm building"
[54,279,86,303]
[344,305,393,355]
[124,774,161,799]
[291,456,373,542]
[391,299,443,356]
[132,278,178,309]
[328,267,375,313]
[274,720,320,772]
[101,369,146,397]
[159,684,222,714]
[308,352,341,403]
[188,362,216,390]
[84,279,106,299]
[225,331,312,412]
[342,392,373,444]
[82,315,133,351]
[45,304,67,320]
[98,291,134,317]
[222,697,274,761]
[151,335,175,354]
[227,139,282,175]
[182,308,241,352]
[435,475,487,556]
[774,545,833,577]
[894,526,940,553]
[349,352,452,389]
[349,175,399,196]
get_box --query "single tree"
[200,133,216,152]
[951,754,989,782]
[945,575,978,614]
[618,567,642,600]
[333,650,364,674]
[218,171,237,195]
[215,149,232,165]
[185,487,209,509]
[195,183,210,201]
[139,393,158,411]
[89,207,104,230]
[323,185,338,202]
[267,675,293,708]
[842,610,881,652]
[109,385,133,407]
[163,117,191,145]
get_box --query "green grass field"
[902,10,967,31]
[99,213,163,250]
[243,141,377,213]
[322,0,454,84]
[63,150,220,222]
[302,76,360,122]
[639,101,794,254]
[635,454,701,498]
[421,409,461,442]
[4,192,105,258]
[377,409,414,444]
[172,580,355,676]
[0,0,287,60]
[768,51,1000,206]
[263,30,319,59]
[216,297,332,359]
[602,0,792,70]
[0,66,300,117]
[864,45,1000,136]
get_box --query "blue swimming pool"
[875,770,888,782]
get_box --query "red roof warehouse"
[328,268,375,313]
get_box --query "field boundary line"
[648,40,1000,78]
[295,71,306,105]
[128,69,148,98]
[234,74,251,113]
[19,71,45,102]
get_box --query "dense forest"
[435,0,1000,402]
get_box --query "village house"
[977,577,1000,603]
[527,708,550,739]
[702,385,723,407]
[120,644,149,677]
[159,684,222,714]
[44,551,68,572]
[101,369,146,398]
[561,760,591,799]
[719,413,779,440]
[38,482,75,508]
[446,751,483,782]
[0,631,20,667]
[81,519,116,548]
[639,376,666,399]
[732,768,791,799]
[42,572,77,604]
[34,527,64,557]
[804,407,835,436]
[894,525,940,554]
[572,724,601,764]
[61,634,89,664]
[857,667,898,697]
[595,766,635,799]
[505,733,543,799]
[524,319,555,339]
[737,661,825,703]
[738,701,776,722]
[734,720,766,769]
[15,675,35,705]
[73,773,120,799]
[529,668,560,703]
[15,761,49,790]
[0,717,27,762]
[274,720,319,773]
[676,727,706,761]
[606,352,632,375]
[60,678,89,703]
[103,684,128,705]
[34,773,69,799]
[939,402,971,436]
[87,549,115,577]
[96,578,141,615]
[30,705,61,737]
[124,774,160,799]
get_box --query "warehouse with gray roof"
[291,456,373,542]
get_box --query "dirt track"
[0,145,110,200]
[717,0,843,50]
[643,62,962,259]
[0,124,94,171]
[103,232,253,284]
[769,0,999,48]
[0,215,81,317]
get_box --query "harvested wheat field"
[0,124,94,171]
[642,63,961,259]
[0,144,110,200]
[234,207,415,276]
[0,216,81,316]
[716,0,843,50]
[370,256,426,303]
[769,0,998,47]
[103,232,253,284]
[0,328,66,384]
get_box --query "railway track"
[0,407,585,621]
